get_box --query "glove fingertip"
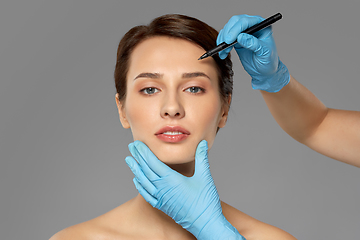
[125,156,133,166]
[133,140,144,148]
[134,140,152,155]
[128,142,134,151]
[194,140,210,176]
[218,51,227,60]
[237,33,251,46]
[134,178,158,208]
[129,140,146,154]
[195,140,208,159]
[219,47,232,59]
[216,29,224,45]
[200,140,208,149]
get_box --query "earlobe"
[218,94,231,128]
[218,113,228,128]
[115,93,130,129]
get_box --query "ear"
[115,93,130,129]
[218,94,231,128]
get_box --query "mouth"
[155,126,190,143]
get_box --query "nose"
[160,93,185,119]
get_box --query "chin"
[138,138,195,161]
[150,148,195,177]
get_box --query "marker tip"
[198,54,207,60]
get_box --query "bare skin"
[50,194,296,240]
[261,76,360,167]
[50,37,297,240]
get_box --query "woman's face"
[116,36,229,166]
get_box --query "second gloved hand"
[217,14,290,92]
[125,140,245,240]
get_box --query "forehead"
[127,36,219,79]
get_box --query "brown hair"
[114,14,233,107]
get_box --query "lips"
[155,126,190,143]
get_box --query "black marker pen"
[198,13,282,60]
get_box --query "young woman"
[50,14,297,240]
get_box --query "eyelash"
[140,87,160,95]
[139,86,206,95]
[184,86,206,94]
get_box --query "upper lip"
[155,126,190,135]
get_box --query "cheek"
[124,96,159,138]
[187,95,222,135]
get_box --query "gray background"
[1,0,359,239]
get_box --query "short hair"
[114,14,233,108]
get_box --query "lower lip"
[155,133,189,143]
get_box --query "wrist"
[252,59,290,93]
[196,214,246,240]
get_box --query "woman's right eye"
[140,87,160,95]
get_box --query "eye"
[140,87,160,95]
[185,86,205,94]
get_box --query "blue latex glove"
[125,140,246,240]
[217,14,290,92]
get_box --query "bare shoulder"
[49,217,123,240]
[49,221,95,240]
[221,201,297,240]
[49,199,136,240]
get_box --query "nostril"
[161,101,185,118]
[165,112,179,116]
[164,111,181,117]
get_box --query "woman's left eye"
[185,86,205,94]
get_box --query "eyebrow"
[182,72,210,80]
[133,72,211,81]
[134,72,162,80]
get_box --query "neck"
[132,194,196,239]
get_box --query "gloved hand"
[217,14,290,92]
[125,140,246,240]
